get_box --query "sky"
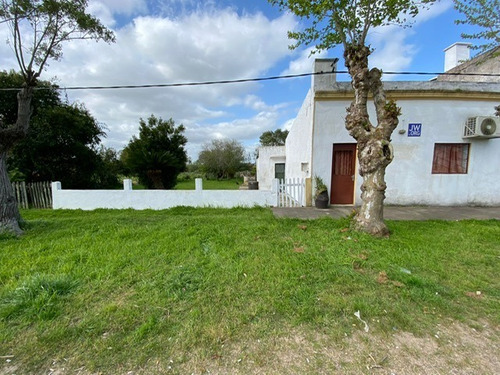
[0,0,486,161]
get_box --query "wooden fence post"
[11,181,52,209]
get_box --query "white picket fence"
[278,178,305,207]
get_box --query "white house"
[259,44,500,206]
[256,145,286,190]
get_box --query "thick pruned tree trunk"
[146,170,165,189]
[0,86,34,235]
[0,150,22,235]
[344,44,400,236]
[1,0,114,235]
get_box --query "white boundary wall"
[52,179,280,210]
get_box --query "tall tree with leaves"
[198,139,245,180]
[9,103,106,188]
[259,129,289,146]
[269,0,435,236]
[0,0,114,234]
[454,0,500,53]
[2,71,121,189]
[121,116,188,189]
[93,146,125,189]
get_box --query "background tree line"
[0,72,191,191]
[2,69,286,191]
[1,71,123,189]
[2,72,279,191]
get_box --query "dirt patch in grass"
[1,320,498,374]
[172,320,499,375]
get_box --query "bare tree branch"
[13,12,27,77]
[0,0,115,234]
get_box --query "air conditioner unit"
[463,116,500,139]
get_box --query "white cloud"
[87,0,148,28]
[414,0,453,23]
[282,118,295,131]
[34,8,296,159]
[281,47,327,75]
[244,95,269,111]
[0,1,456,163]
[369,27,417,74]
[0,28,16,69]
[93,0,148,15]
[87,2,117,27]
[127,10,295,82]
[367,0,453,78]
[185,110,280,158]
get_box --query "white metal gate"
[278,178,305,207]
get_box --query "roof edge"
[314,81,500,100]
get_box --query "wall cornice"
[315,90,500,101]
[314,81,500,101]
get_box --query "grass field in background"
[174,178,243,190]
[131,178,243,190]
[0,208,499,373]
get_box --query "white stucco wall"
[285,90,314,181]
[256,146,286,190]
[310,96,500,206]
[52,179,279,210]
[386,99,500,205]
[311,100,360,203]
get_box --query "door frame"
[330,143,357,204]
[274,162,285,181]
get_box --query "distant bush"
[176,172,206,181]
[198,139,245,179]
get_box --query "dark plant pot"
[248,181,259,190]
[315,191,329,209]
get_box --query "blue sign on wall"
[408,123,422,137]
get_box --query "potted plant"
[314,175,329,209]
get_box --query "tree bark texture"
[0,86,34,235]
[146,170,165,189]
[0,151,22,235]
[344,45,400,236]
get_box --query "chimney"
[312,58,338,91]
[444,42,471,71]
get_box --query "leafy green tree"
[186,160,201,173]
[198,139,245,180]
[93,146,126,189]
[454,0,500,52]
[259,129,289,146]
[0,70,60,125]
[0,0,114,234]
[8,102,105,188]
[2,71,121,189]
[122,116,188,189]
[269,0,436,236]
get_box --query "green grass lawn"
[129,178,243,190]
[0,208,499,374]
[174,178,243,190]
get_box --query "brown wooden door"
[330,144,356,204]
